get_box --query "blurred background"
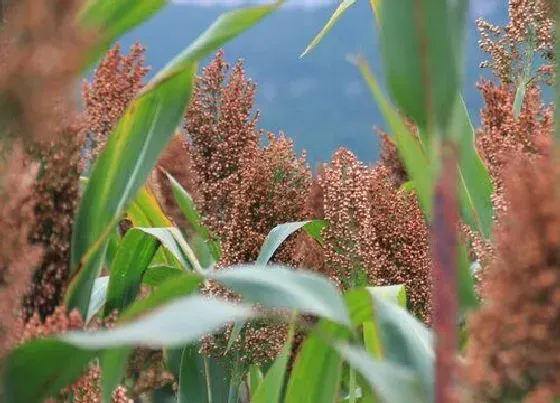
[113,0,507,165]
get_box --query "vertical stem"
[555,0,560,143]
[432,140,459,403]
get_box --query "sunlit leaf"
[300,0,356,58]
[67,1,282,318]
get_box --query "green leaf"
[247,365,264,398]
[300,0,357,58]
[334,343,426,403]
[366,290,434,401]
[63,296,253,348]
[79,0,166,67]
[354,56,434,217]
[87,276,109,323]
[209,265,351,327]
[104,228,160,316]
[458,242,480,312]
[1,339,97,403]
[256,220,326,265]
[120,273,203,321]
[126,185,176,266]
[165,171,221,263]
[67,1,281,318]
[252,324,295,403]
[450,97,493,239]
[99,348,131,403]
[377,0,461,131]
[136,227,196,271]
[367,284,406,307]
[142,265,184,286]
[177,344,208,403]
[284,322,345,403]
[178,344,231,403]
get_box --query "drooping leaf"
[209,265,351,327]
[136,228,196,271]
[104,228,160,316]
[119,273,203,321]
[256,220,326,265]
[67,1,282,318]
[64,296,253,348]
[300,0,356,58]
[334,343,426,403]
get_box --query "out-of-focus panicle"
[23,122,83,321]
[0,0,92,144]
[477,0,554,84]
[82,42,150,164]
[0,142,42,358]
[465,156,560,402]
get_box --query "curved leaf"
[256,220,326,265]
[64,296,253,348]
[165,171,221,264]
[67,1,281,318]
[79,0,166,67]
[334,343,425,403]
[210,265,350,327]
[300,0,356,58]
[120,273,203,321]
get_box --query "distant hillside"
[115,2,507,165]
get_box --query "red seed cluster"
[465,156,560,402]
[23,123,83,321]
[82,42,150,164]
[295,148,432,323]
[477,0,554,84]
[0,142,43,358]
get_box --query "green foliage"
[104,229,160,316]
[66,1,281,318]
[300,0,357,58]
[256,220,326,264]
